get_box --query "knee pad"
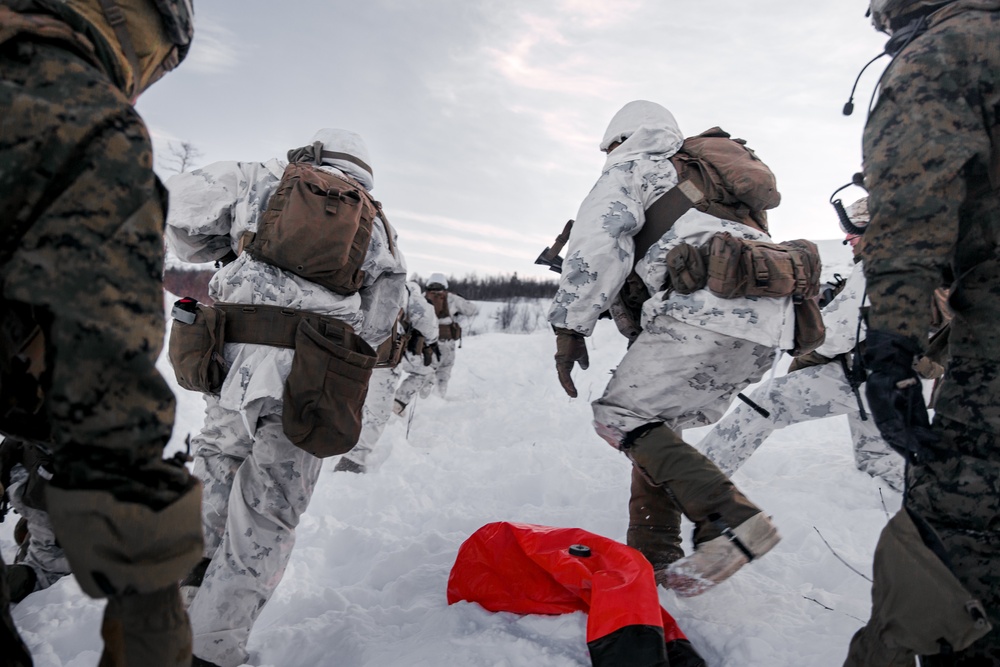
[46,479,203,598]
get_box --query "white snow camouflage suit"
[165,129,407,667]
[547,100,795,575]
[339,281,439,471]
[395,289,477,404]
[696,261,904,491]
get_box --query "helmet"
[151,0,194,68]
[845,197,869,230]
[427,273,449,290]
[868,0,952,34]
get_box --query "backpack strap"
[632,180,705,267]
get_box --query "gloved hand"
[422,342,441,366]
[863,329,939,464]
[554,327,589,398]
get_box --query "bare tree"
[162,140,203,174]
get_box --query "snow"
[3,241,899,667]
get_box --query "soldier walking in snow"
[843,0,1000,664]
[696,199,906,492]
[335,280,439,474]
[165,129,407,667]
[0,1,202,665]
[393,272,477,411]
[547,100,799,597]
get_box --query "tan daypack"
[243,143,388,295]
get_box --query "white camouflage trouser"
[341,365,402,470]
[188,395,323,667]
[432,339,458,397]
[593,315,775,445]
[697,360,904,491]
[394,351,435,407]
[7,466,70,591]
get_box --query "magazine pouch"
[168,300,228,394]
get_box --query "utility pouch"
[665,242,708,294]
[704,232,821,300]
[439,322,463,341]
[247,163,377,295]
[374,309,408,369]
[167,298,228,394]
[282,319,377,458]
[791,298,826,357]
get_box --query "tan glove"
[554,328,589,398]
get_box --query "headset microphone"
[843,52,887,116]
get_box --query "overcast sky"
[138,0,888,280]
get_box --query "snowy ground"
[3,241,903,667]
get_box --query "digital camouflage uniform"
[0,1,202,665]
[697,261,904,492]
[845,1,1000,664]
[339,281,438,472]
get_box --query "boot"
[98,584,192,667]
[0,557,33,667]
[627,467,684,570]
[333,457,365,474]
[662,512,780,597]
[392,400,407,417]
[191,656,221,667]
[179,557,211,609]
[13,517,29,564]
[6,563,38,603]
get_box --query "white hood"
[310,128,375,191]
[599,100,684,169]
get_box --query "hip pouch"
[439,322,462,341]
[167,298,228,394]
[282,318,377,458]
[705,232,821,300]
[247,162,376,295]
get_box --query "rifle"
[534,219,573,273]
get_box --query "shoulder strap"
[632,180,705,267]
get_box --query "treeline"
[413,272,558,301]
[164,267,559,304]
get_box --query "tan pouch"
[282,319,377,458]
[665,242,708,294]
[167,302,227,394]
[705,232,821,301]
[790,298,826,357]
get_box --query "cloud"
[393,209,554,246]
[184,17,241,74]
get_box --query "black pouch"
[167,300,228,394]
[282,319,377,458]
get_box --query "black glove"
[863,329,939,464]
[554,328,589,398]
[422,342,441,366]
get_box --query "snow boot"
[13,517,29,564]
[392,399,407,417]
[6,563,37,603]
[191,656,221,667]
[662,512,780,597]
[179,557,211,609]
[334,457,365,474]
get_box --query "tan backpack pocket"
[282,319,377,458]
[665,243,708,294]
[250,163,375,295]
[790,298,826,357]
[167,301,228,394]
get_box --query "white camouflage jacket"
[437,292,478,329]
[404,281,439,344]
[165,158,407,428]
[813,260,867,358]
[548,102,795,349]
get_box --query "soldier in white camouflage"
[547,100,790,597]
[166,128,407,667]
[844,1,1000,665]
[696,199,905,492]
[0,1,201,665]
[334,280,439,474]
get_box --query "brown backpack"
[245,143,388,295]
